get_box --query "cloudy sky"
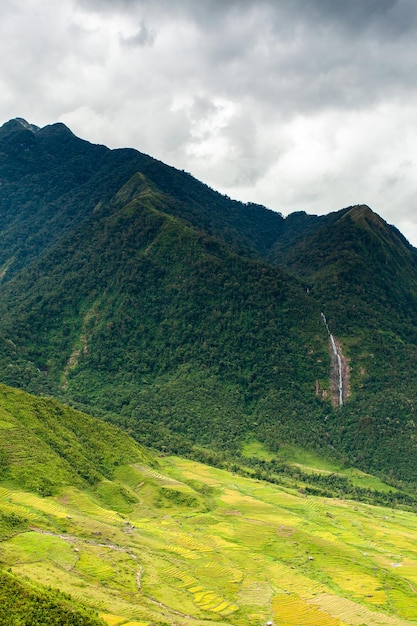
[2,0,417,243]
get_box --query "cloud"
[119,20,155,47]
[1,0,417,243]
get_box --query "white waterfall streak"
[321,313,344,407]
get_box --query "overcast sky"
[2,0,417,244]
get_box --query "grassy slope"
[2,385,417,625]
[0,570,105,626]
[0,383,150,493]
[3,455,417,625]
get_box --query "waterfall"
[321,313,343,406]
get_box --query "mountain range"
[3,117,417,625]
[1,116,417,487]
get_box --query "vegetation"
[2,383,417,624]
[0,383,150,494]
[2,118,417,490]
[0,571,105,626]
[0,172,331,461]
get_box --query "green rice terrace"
[2,384,417,625]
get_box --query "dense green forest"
[1,118,417,488]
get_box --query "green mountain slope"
[0,173,328,456]
[0,570,105,626]
[0,117,284,281]
[3,384,417,625]
[272,204,417,334]
[1,119,417,486]
[271,204,417,482]
[0,383,150,495]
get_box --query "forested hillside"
[1,118,417,485]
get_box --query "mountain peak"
[340,203,393,235]
[1,117,40,134]
[38,121,75,139]
[13,117,40,132]
[340,203,412,250]
[344,204,378,222]
[0,119,76,141]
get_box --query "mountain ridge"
[0,118,287,280]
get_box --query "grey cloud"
[292,0,396,29]
[76,0,417,37]
[300,0,417,35]
[2,0,417,244]
[120,21,154,47]
[101,0,417,116]
[189,96,219,122]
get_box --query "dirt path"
[30,527,143,590]
[31,527,200,622]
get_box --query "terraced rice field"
[3,456,417,625]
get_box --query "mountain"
[272,204,417,335]
[3,383,417,625]
[271,204,417,482]
[0,117,284,281]
[1,118,417,486]
[0,180,325,451]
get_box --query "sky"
[1,0,417,244]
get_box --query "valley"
[3,445,417,625]
[2,384,417,625]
